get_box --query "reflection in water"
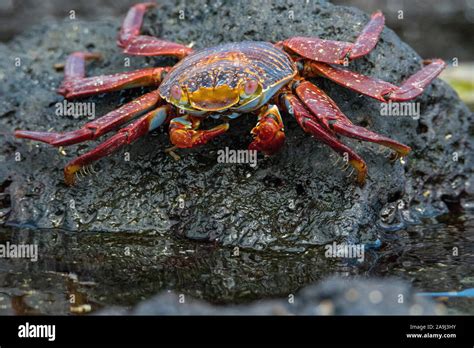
[11,294,40,315]
[0,210,472,314]
[371,211,474,314]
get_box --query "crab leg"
[169,115,229,148]
[63,104,172,186]
[281,93,367,184]
[280,11,384,65]
[117,2,193,58]
[295,80,411,156]
[58,52,170,98]
[62,51,103,80]
[303,59,446,102]
[347,11,385,60]
[248,105,286,155]
[15,90,164,146]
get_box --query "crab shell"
[158,41,297,116]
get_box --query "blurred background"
[0,0,473,106]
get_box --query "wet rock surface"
[0,0,472,314]
[99,277,444,315]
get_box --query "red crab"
[14,2,446,186]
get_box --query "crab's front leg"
[63,104,172,186]
[248,105,285,155]
[281,93,368,184]
[15,90,164,146]
[294,80,411,157]
[169,115,229,149]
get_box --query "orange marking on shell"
[189,84,240,111]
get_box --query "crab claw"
[169,116,229,148]
[249,105,285,156]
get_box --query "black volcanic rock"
[1,0,472,254]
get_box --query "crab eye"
[243,79,259,96]
[171,84,182,100]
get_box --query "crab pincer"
[249,105,286,156]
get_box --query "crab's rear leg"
[281,93,368,184]
[280,11,384,64]
[62,52,102,80]
[118,2,193,58]
[303,59,446,102]
[169,115,229,149]
[248,105,286,156]
[15,90,163,146]
[63,104,173,186]
[295,80,411,157]
[58,51,171,98]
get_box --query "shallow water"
[0,209,472,315]
[370,211,474,314]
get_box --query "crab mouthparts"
[189,85,240,111]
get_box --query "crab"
[14,2,446,186]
